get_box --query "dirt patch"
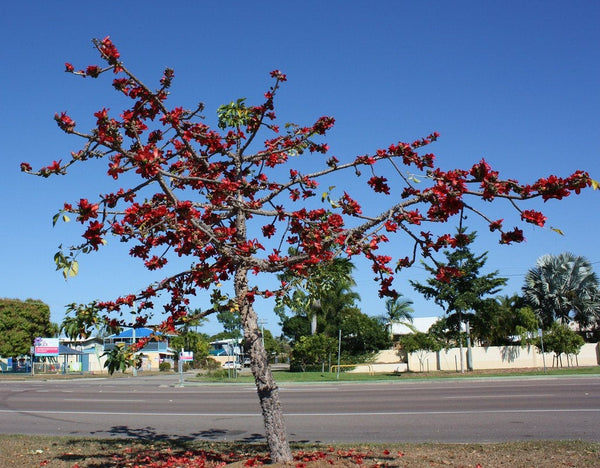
[0,436,597,467]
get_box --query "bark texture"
[236,268,293,463]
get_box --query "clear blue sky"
[1,1,599,337]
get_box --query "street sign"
[179,351,194,361]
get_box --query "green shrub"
[205,368,229,379]
[159,361,171,372]
[199,357,220,370]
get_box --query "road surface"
[0,375,598,443]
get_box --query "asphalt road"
[0,375,598,444]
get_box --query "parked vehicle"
[221,360,242,371]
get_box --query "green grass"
[189,365,600,383]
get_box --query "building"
[209,338,243,365]
[103,327,175,371]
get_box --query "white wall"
[407,343,599,372]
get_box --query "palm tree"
[275,256,359,336]
[380,294,414,338]
[523,252,600,329]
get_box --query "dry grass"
[0,435,597,467]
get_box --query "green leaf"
[69,260,79,277]
[551,227,564,236]
[53,212,71,226]
[592,179,599,190]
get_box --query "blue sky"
[1,1,599,337]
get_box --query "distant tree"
[276,257,358,335]
[470,294,538,346]
[411,229,507,334]
[426,317,460,349]
[0,298,57,357]
[276,255,388,357]
[337,308,391,354]
[171,330,210,363]
[280,315,311,343]
[523,252,600,330]
[290,334,337,372]
[262,328,288,359]
[379,294,414,339]
[534,322,585,366]
[216,310,242,338]
[399,331,443,371]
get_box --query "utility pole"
[258,319,267,347]
[466,320,473,371]
[458,311,464,373]
[336,329,341,380]
[132,326,137,376]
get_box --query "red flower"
[435,266,462,283]
[86,65,102,78]
[20,162,32,172]
[368,176,391,194]
[261,224,276,238]
[64,62,74,72]
[521,209,547,227]
[82,221,104,250]
[76,198,99,222]
[99,36,120,65]
[45,160,62,173]
[489,219,503,232]
[269,69,287,81]
[500,227,525,244]
[54,112,75,132]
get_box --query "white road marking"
[67,399,145,402]
[0,408,598,417]
[442,394,555,399]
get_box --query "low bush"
[159,361,171,372]
[199,357,221,370]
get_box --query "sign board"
[179,351,194,361]
[34,337,59,357]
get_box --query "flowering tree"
[22,37,596,462]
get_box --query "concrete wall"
[407,343,599,372]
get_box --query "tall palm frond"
[523,252,600,328]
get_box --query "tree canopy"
[22,37,595,462]
[523,252,600,330]
[0,298,57,357]
[470,294,538,346]
[410,229,508,332]
[534,322,585,364]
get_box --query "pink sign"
[34,337,59,356]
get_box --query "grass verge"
[189,366,600,383]
[0,435,597,467]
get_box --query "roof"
[58,344,83,355]
[390,317,440,335]
[107,327,161,339]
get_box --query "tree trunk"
[236,268,293,464]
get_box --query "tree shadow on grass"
[57,426,269,467]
